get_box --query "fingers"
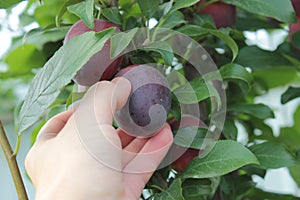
[36,108,75,142]
[122,124,173,199]
[74,78,131,126]
[53,78,131,170]
[117,129,135,148]
[122,137,148,167]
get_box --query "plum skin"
[169,115,207,173]
[114,65,171,138]
[292,0,300,17]
[197,0,236,28]
[64,19,122,86]
[129,83,171,127]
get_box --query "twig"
[0,121,28,200]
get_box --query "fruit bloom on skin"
[114,65,171,138]
[197,0,236,28]
[169,115,207,173]
[64,19,122,86]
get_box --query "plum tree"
[169,115,207,173]
[197,0,236,28]
[114,65,171,137]
[64,19,122,86]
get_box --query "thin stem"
[13,135,21,156]
[0,121,28,200]
[149,185,165,192]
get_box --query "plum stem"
[0,121,28,200]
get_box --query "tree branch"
[0,121,28,200]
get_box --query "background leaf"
[222,0,296,23]
[102,7,122,25]
[110,28,138,58]
[137,0,160,19]
[160,11,186,29]
[281,86,300,104]
[220,63,253,92]
[143,41,174,66]
[4,44,46,75]
[169,0,199,14]
[152,179,184,200]
[228,103,275,119]
[236,46,293,70]
[182,140,259,179]
[17,29,114,134]
[249,142,296,169]
[177,25,238,61]
[67,0,94,29]
[0,0,23,8]
[289,165,300,188]
[173,126,208,149]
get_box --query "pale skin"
[25,78,173,200]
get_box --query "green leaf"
[55,0,82,27]
[278,127,300,153]
[67,0,94,29]
[228,103,274,119]
[236,46,292,70]
[173,126,208,149]
[102,7,122,25]
[182,177,220,200]
[4,44,46,74]
[289,164,300,188]
[22,26,70,48]
[249,142,296,169]
[110,28,138,58]
[160,11,186,29]
[169,0,199,14]
[17,29,114,135]
[223,119,238,140]
[182,140,259,179]
[253,67,300,89]
[143,41,174,66]
[177,25,238,61]
[137,0,160,19]
[281,87,300,104]
[220,174,254,199]
[66,92,85,108]
[0,0,23,8]
[291,32,300,49]
[294,105,300,132]
[123,3,142,19]
[152,179,184,200]
[46,105,67,120]
[173,77,221,107]
[235,13,282,31]
[220,63,253,92]
[222,0,296,23]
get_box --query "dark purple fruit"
[64,19,122,86]
[114,65,171,137]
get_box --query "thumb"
[64,78,131,170]
[75,77,131,126]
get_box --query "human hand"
[25,78,173,200]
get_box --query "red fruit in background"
[64,19,122,86]
[171,147,200,173]
[197,0,236,28]
[289,17,300,50]
[169,115,207,173]
[292,0,300,17]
